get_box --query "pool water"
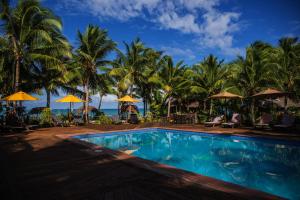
[74,128,300,199]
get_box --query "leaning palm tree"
[76,25,116,123]
[0,0,66,92]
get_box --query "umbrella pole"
[128,103,132,122]
[69,102,71,122]
[225,98,227,122]
[284,95,287,111]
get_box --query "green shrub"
[144,112,155,122]
[96,115,112,125]
[40,108,53,127]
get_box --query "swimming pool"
[73,128,300,199]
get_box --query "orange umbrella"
[2,91,39,101]
[210,91,243,121]
[116,95,140,120]
[56,95,84,121]
[117,95,140,103]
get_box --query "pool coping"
[56,127,286,200]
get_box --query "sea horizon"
[50,108,145,117]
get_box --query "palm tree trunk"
[12,36,20,92]
[143,98,146,117]
[250,99,255,125]
[15,57,20,92]
[209,98,213,116]
[84,79,89,124]
[167,98,171,118]
[98,92,103,111]
[46,90,51,108]
[203,99,207,111]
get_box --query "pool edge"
[56,128,286,200]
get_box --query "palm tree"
[187,54,228,116]
[233,41,275,124]
[136,48,163,116]
[270,37,300,97]
[110,38,151,117]
[0,0,66,92]
[110,38,148,94]
[76,25,116,123]
[0,35,14,96]
[157,56,187,117]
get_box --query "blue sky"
[26,0,300,109]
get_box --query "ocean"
[51,108,144,117]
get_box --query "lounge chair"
[204,115,224,127]
[255,113,273,129]
[273,114,295,129]
[129,113,139,124]
[52,116,67,127]
[73,116,84,126]
[222,113,241,128]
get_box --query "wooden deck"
[1,124,297,200]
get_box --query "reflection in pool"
[74,128,300,199]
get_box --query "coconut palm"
[187,54,228,116]
[136,48,164,116]
[0,0,66,92]
[156,56,187,117]
[110,38,148,95]
[0,35,14,96]
[76,25,116,123]
[233,41,275,124]
[269,37,300,97]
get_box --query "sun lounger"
[222,113,241,128]
[274,114,295,129]
[73,117,84,126]
[129,113,139,124]
[52,116,67,127]
[255,113,272,129]
[204,115,224,127]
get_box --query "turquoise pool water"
[73,128,300,199]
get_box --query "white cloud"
[61,0,242,56]
[157,12,200,33]
[160,46,196,61]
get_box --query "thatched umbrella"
[252,88,290,110]
[210,91,243,121]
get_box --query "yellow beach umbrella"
[56,95,84,103]
[116,95,140,120]
[209,91,243,121]
[2,91,39,101]
[56,95,84,121]
[117,95,140,103]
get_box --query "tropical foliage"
[1,0,300,125]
